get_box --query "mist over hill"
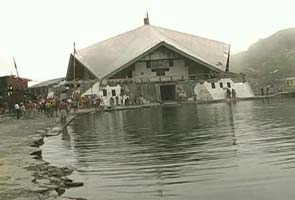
[231,28,295,87]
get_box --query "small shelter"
[29,77,65,98]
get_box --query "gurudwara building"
[66,16,254,103]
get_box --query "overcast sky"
[0,0,294,82]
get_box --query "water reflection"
[42,98,295,200]
[61,127,70,141]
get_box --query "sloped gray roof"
[74,25,229,79]
[30,77,65,88]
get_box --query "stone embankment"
[0,113,88,200]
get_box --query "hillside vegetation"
[231,28,295,86]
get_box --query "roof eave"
[66,54,100,81]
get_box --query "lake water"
[42,98,295,200]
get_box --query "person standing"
[266,86,270,96]
[73,100,78,113]
[20,103,26,118]
[110,97,115,108]
[95,97,101,111]
[115,95,119,106]
[125,95,130,106]
[59,100,68,124]
[15,103,20,119]
[231,89,236,99]
[226,88,231,99]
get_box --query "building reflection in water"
[66,102,248,197]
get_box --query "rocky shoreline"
[29,128,85,200]
[0,111,92,200]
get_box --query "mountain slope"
[231,28,295,85]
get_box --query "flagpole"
[73,42,76,81]
[225,44,231,72]
[13,57,20,78]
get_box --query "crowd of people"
[81,93,144,111]
[12,96,79,122]
[8,91,146,120]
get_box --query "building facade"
[65,17,254,102]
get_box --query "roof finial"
[144,11,150,25]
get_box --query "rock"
[46,132,58,137]
[62,197,87,200]
[31,136,44,147]
[64,181,84,188]
[36,178,52,187]
[30,185,51,193]
[30,149,42,159]
[55,187,66,196]
[47,190,59,199]
[47,167,64,177]
[46,127,62,136]
[61,167,74,176]
[50,176,62,184]
[61,176,73,183]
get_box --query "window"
[219,82,223,88]
[152,68,169,76]
[111,89,116,96]
[103,89,107,97]
[146,61,151,69]
[211,82,216,89]
[156,69,166,76]
[169,59,174,67]
[227,82,231,88]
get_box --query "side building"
[65,18,254,103]
[0,75,30,110]
[28,77,65,98]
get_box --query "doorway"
[160,85,176,101]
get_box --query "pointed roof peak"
[75,24,229,78]
[144,11,150,25]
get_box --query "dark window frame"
[211,82,216,89]
[111,89,116,96]
[103,89,107,97]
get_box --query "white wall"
[194,78,254,100]
[166,60,188,77]
[99,85,122,107]
[82,82,100,96]
[132,62,154,77]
